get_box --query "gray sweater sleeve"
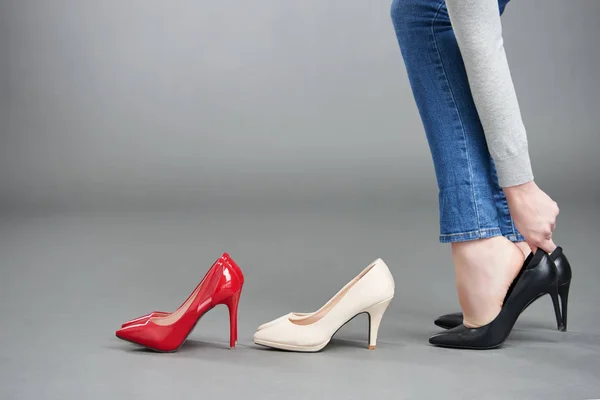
[445,0,533,187]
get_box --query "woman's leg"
[390,0,525,326]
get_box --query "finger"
[527,242,538,254]
[537,238,557,253]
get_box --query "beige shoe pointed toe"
[256,312,311,331]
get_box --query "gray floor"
[1,203,599,399]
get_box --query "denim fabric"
[390,0,525,243]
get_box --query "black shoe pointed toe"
[434,246,572,331]
[429,250,561,350]
[429,324,494,349]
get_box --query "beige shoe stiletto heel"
[365,297,393,350]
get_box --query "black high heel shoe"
[429,250,561,350]
[434,246,572,331]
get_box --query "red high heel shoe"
[116,254,244,351]
[120,254,226,327]
[120,254,243,334]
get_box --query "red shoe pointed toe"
[116,254,244,352]
[116,323,151,347]
[116,320,184,352]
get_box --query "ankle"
[452,237,525,327]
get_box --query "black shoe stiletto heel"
[429,251,558,350]
[549,281,562,331]
[558,281,570,332]
[434,246,572,332]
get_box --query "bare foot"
[452,237,525,328]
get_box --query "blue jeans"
[390,0,525,243]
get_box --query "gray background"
[2,0,599,210]
[1,0,599,399]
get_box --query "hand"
[503,181,559,253]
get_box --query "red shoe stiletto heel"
[211,262,244,348]
[116,255,244,352]
[222,290,241,348]
[227,257,244,346]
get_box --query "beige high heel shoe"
[253,258,395,352]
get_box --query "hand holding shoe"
[504,181,559,253]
